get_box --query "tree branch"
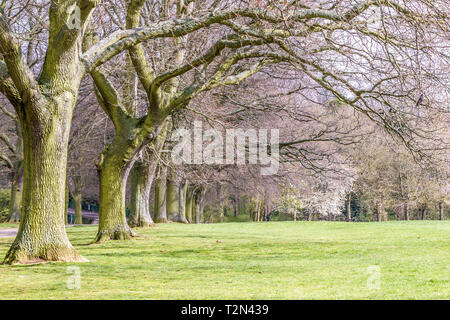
[0,131,15,153]
[0,153,12,168]
[165,52,288,114]
[126,0,154,93]
[91,68,131,127]
[0,9,40,106]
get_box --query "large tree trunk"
[95,150,136,243]
[8,162,23,223]
[129,119,168,227]
[174,180,188,223]
[166,176,179,221]
[128,161,157,228]
[3,99,85,264]
[154,165,168,223]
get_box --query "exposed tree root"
[94,225,137,243]
[2,244,88,265]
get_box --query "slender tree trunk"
[191,195,197,224]
[346,193,352,222]
[73,192,83,225]
[254,200,260,222]
[404,202,409,221]
[64,179,69,225]
[234,187,239,217]
[375,202,382,222]
[154,165,168,223]
[262,205,266,222]
[95,150,136,243]
[191,195,196,223]
[8,163,23,223]
[380,205,387,222]
[439,202,444,220]
[70,175,84,225]
[186,186,194,223]
[8,119,24,223]
[3,99,85,264]
[195,188,206,224]
[128,161,157,228]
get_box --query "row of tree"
[0,0,448,264]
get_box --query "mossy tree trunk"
[73,192,83,225]
[439,202,444,220]
[129,120,169,228]
[167,176,188,223]
[177,180,189,223]
[90,66,166,241]
[154,165,168,223]
[128,161,157,228]
[166,174,179,222]
[71,174,84,225]
[95,142,137,242]
[67,172,84,225]
[3,97,86,264]
[0,0,103,264]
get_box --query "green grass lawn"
[0,221,449,299]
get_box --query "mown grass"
[0,221,449,300]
